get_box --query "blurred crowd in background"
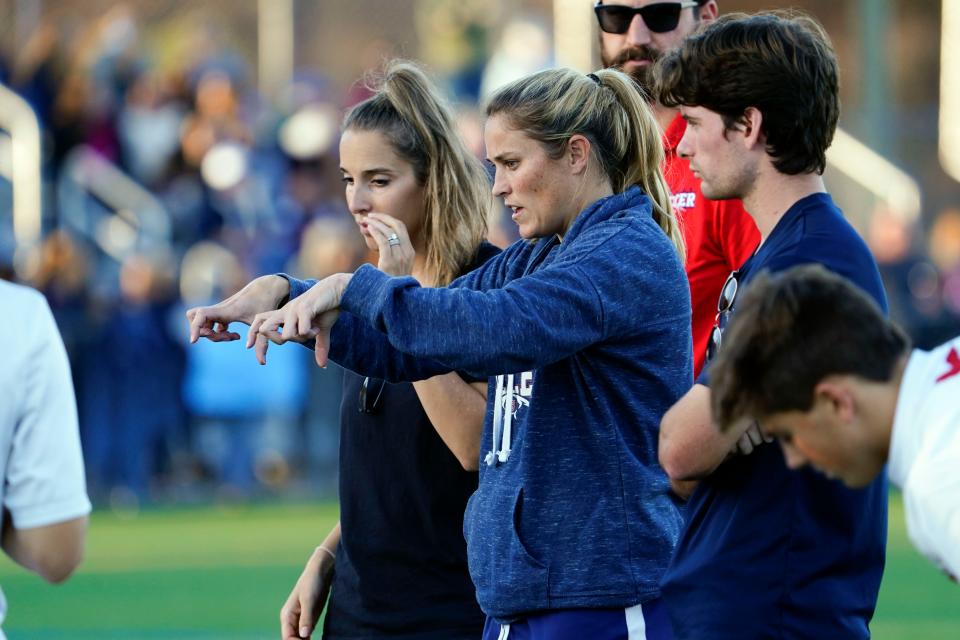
[0,1,958,509]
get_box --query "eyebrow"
[487,153,514,164]
[339,167,398,177]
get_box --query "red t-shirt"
[662,113,760,376]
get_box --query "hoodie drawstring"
[486,374,515,466]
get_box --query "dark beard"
[601,45,662,95]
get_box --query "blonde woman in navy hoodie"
[199,68,692,639]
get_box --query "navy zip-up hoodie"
[285,186,692,621]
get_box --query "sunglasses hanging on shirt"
[358,376,387,414]
[594,1,700,35]
[706,270,740,363]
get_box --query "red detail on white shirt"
[889,337,960,581]
[935,347,960,383]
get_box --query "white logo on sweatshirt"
[486,371,534,466]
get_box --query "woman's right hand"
[367,213,415,277]
[280,548,336,640]
[186,275,290,344]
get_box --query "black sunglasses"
[358,376,386,414]
[706,270,740,363]
[594,2,699,35]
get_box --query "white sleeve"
[5,296,91,529]
[901,410,960,581]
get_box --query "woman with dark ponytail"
[188,61,497,639]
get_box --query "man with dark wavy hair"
[595,0,759,378]
[652,12,889,639]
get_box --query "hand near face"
[366,213,416,276]
[186,275,291,344]
[247,273,353,368]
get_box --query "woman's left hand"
[367,213,415,277]
[247,272,353,368]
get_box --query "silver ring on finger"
[387,233,401,247]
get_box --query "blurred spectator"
[117,71,187,188]
[868,206,960,350]
[19,231,92,359]
[930,208,960,316]
[179,242,311,499]
[479,14,552,100]
[81,251,186,506]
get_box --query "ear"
[738,106,764,151]
[698,1,719,23]
[567,134,592,176]
[812,379,856,425]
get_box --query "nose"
[625,14,652,47]
[677,127,694,159]
[347,185,371,216]
[491,168,509,200]
[780,442,808,470]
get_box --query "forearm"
[2,514,88,583]
[658,384,744,481]
[413,375,487,471]
[341,264,606,376]
[329,311,454,382]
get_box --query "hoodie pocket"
[464,483,550,616]
[512,487,547,571]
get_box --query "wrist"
[268,275,292,308]
[313,545,336,573]
[334,273,353,301]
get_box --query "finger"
[206,329,242,342]
[281,618,297,640]
[255,331,272,365]
[188,309,207,343]
[247,314,266,349]
[280,601,300,640]
[298,598,317,639]
[366,217,397,241]
[366,219,392,253]
[298,297,324,338]
[259,311,287,344]
[368,213,410,242]
[368,216,409,247]
[314,336,327,369]
[314,310,340,368]
[747,426,763,447]
[737,432,753,455]
[283,305,303,343]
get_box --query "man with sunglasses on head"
[596,0,760,379]
[652,12,888,639]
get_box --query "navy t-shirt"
[322,242,499,640]
[661,193,889,639]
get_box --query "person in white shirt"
[0,280,91,634]
[707,263,960,582]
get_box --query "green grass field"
[0,496,955,639]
